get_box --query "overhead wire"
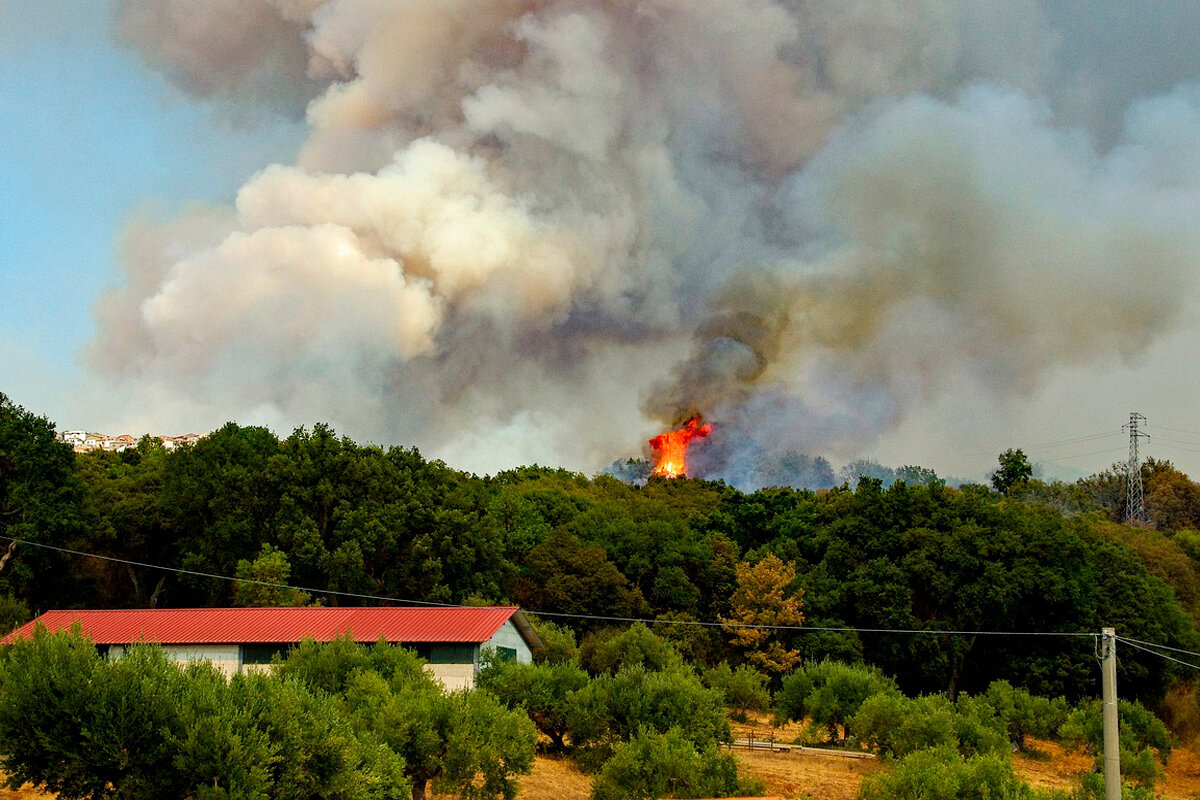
[1145,424,1200,439]
[1117,637,1200,672]
[1117,636,1200,661]
[0,534,1096,640]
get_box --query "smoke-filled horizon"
[85,0,1200,485]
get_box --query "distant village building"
[56,430,206,453]
[3,606,541,691]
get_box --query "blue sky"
[0,2,302,406]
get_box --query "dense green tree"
[0,593,29,634]
[992,449,1033,495]
[528,616,581,665]
[234,543,312,606]
[851,693,1008,759]
[162,422,284,604]
[515,530,642,619]
[0,628,185,798]
[568,665,730,769]
[982,680,1069,751]
[0,630,404,799]
[0,392,83,608]
[579,622,683,675]
[74,444,177,607]
[776,661,899,743]
[477,656,590,751]
[281,637,535,800]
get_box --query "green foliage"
[589,727,760,800]
[702,663,771,721]
[776,661,899,742]
[477,656,590,751]
[568,665,731,770]
[992,449,1034,495]
[3,399,1200,711]
[281,638,536,800]
[0,593,29,634]
[0,629,405,799]
[529,617,580,665]
[516,530,643,619]
[1072,774,1157,800]
[983,680,1070,749]
[234,543,312,606]
[579,623,683,675]
[1059,699,1172,788]
[0,393,83,607]
[275,634,428,695]
[0,628,183,798]
[856,745,1046,800]
[851,692,1008,758]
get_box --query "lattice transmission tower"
[1125,412,1149,524]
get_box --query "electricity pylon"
[1124,412,1148,524]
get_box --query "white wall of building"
[109,643,242,678]
[482,620,533,664]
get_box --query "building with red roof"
[4,606,541,690]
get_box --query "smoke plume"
[95,1,1200,481]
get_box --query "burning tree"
[648,416,713,478]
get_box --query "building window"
[241,643,288,665]
[494,646,517,662]
[427,644,476,664]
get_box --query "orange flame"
[649,416,714,478]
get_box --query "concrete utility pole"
[1101,627,1121,799]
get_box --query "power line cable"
[960,430,1122,458]
[1027,447,1128,463]
[1117,636,1200,661]
[0,534,1096,639]
[1144,440,1200,456]
[1021,432,1125,451]
[1117,637,1200,672]
[1146,424,1200,438]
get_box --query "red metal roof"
[3,606,535,647]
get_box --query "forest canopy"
[3,396,1200,704]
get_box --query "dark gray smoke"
[93,1,1200,480]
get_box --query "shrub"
[703,663,771,721]
[590,727,761,800]
[777,661,899,743]
[569,665,730,770]
[983,681,1070,750]
[856,745,1051,800]
[851,693,1008,758]
[1059,699,1172,789]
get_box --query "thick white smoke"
[95,0,1200,481]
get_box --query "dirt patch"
[733,748,884,800]
[0,783,51,800]
[507,755,592,800]
[1012,740,1093,793]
